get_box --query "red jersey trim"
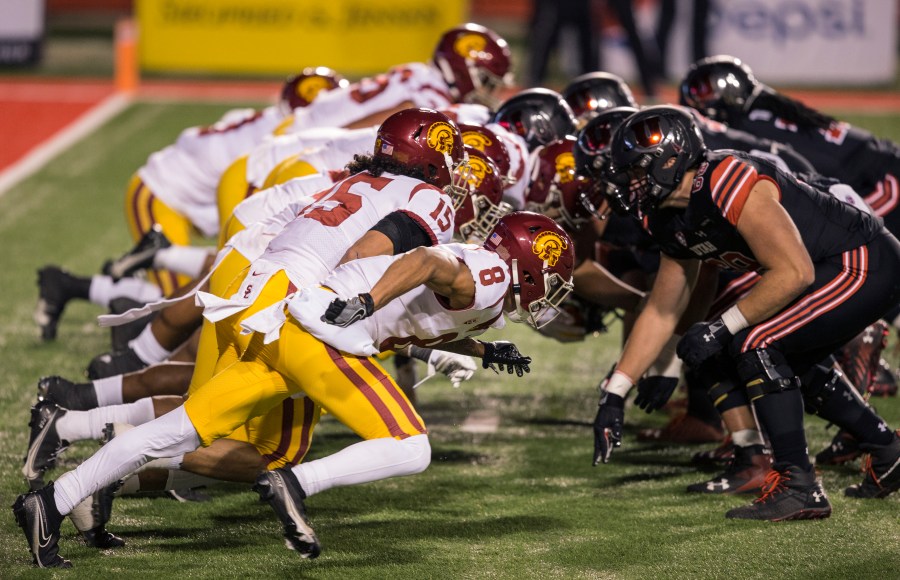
[397,208,439,245]
[711,156,757,226]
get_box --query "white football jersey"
[245,127,377,189]
[138,105,285,237]
[486,123,530,210]
[257,171,456,288]
[282,63,453,134]
[441,103,492,125]
[288,244,508,355]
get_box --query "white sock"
[53,406,201,515]
[291,434,430,498]
[56,398,156,442]
[139,455,184,472]
[88,275,162,307]
[732,428,765,448]
[154,246,214,279]
[93,375,124,407]
[129,324,172,365]
[164,470,219,491]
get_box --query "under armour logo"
[812,490,825,503]
[707,480,730,492]
[703,332,715,343]
[878,422,888,433]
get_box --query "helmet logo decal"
[466,155,492,188]
[532,231,568,267]
[462,131,492,151]
[554,152,575,183]
[297,76,332,104]
[453,34,487,60]
[426,121,456,154]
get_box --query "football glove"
[428,350,477,387]
[322,293,375,327]
[592,391,625,466]
[480,340,531,376]
[634,375,679,413]
[676,319,732,368]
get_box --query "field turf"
[0,102,898,579]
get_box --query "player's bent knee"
[396,434,431,476]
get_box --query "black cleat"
[11,482,71,568]
[22,400,69,489]
[691,436,735,466]
[868,358,898,398]
[87,348,147,380]
[104,224,171,281]
[814,429,861,466]
[687,444,771,495]
[725,462,831,521]
[253,468,321,559]
[109,297,153,352]
[34,266,88,341]
[845,429,900,499]
[37,375,99,411]
[68,479,125,549]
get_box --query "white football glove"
[428,350,477,388]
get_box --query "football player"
[591,106,900,521]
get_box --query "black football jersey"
[727,91,897,193]
[645,150,883,272]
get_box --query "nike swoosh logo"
[36,498,53,549]
[22,408,57,481]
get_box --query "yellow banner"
[137,0,467,75]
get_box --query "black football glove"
[634,375,679,413]
[322,293,375,327]
[480,340,531,377]
[676,319,732,368]
[592,391,625,466]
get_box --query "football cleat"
[637,413,725,444]
[68,479,125,549]
[11,482,71,568]
[109,297,153,352]
[253,468,321,559]
[814,429,861,466]
[868,358,898,398]
[845,429,900,499]
[22,400,70,489]
[104,224,171,281]
[687,444,771,494]
[691,436,735,466]
[86,348,147,380]
[37,375,99,411]
[835,321,889,395]
[34,266,85,341]
[725,462,832,521]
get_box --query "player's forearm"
[367,247,443,309]
[733,268,810,325]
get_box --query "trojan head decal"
[426,121,456,155]
[532,230,568,267]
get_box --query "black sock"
[752,388,810,469]
[817,378,894,446]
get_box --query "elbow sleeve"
[370,211,434,254]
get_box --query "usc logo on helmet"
[532,231,568,267]
[465,154,493,188]
[453,33,487,60]
[554,152,575,184]
[297,76,333,105]
[426,122,456,154]
[462,131,493,151]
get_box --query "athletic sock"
[751,389,810,469]
[731,428,765,448]
[93,375,124,407]
[816,377,894,446]
[154,246,213,279]
[56,398,156,442]
[129,325,172,365]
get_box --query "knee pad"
[688,355,748,413]
[800,364,843,415]
[398,434,431,476]
[707,378,749,413]
[736,348,800,401]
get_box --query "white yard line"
[0,92,132,198]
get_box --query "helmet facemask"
[458,196,513,243]
[507,259,575,329]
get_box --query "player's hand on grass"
[592,391,624,466]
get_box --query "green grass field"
[0,102,899,579]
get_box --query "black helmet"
[573,106,638,178]
[562,72,637,122]
[679,55,758,123]
[602,106,705,217]
[491,88,577,151]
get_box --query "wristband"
[720,305,749,334]
[605,370,634,398]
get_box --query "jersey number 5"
[300,174,391,226]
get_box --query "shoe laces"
[754,469,789,503]
[860,453,882,489]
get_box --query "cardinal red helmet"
[562,72,637,123]
[279,67,348,114]
[455,146,511,242]
[433,23,513,107]
[491,88,577,151]
[458,122,513,187]
[525,136,578,213]
[483,211,575,328]
[374,108,468,193]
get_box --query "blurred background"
[2,0,898,94]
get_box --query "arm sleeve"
[370,211,434,254]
